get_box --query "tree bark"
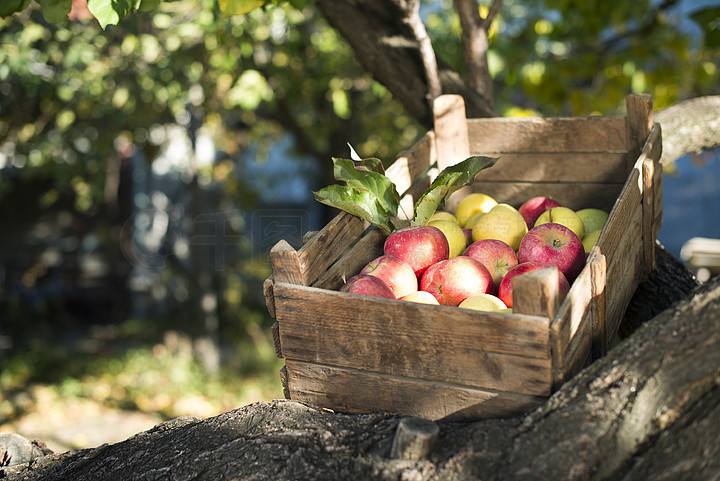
[655,95,720,165]
[3,245,717,481]
[316,0,497,128]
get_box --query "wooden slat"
[433,95,470,171]
[263,276,275,318]
[513,266,561,319]
[595,167,642,265]
[589,249,608,360]
[552,311,592,390]
[271,321,282,359]
[312,228,385,291]
[270,240,304,285]
[284,359,545,421]
[387,132,436,195]
[625,94,653,170]
[296,211,368,286]
[469,181,624,212]
[639,124,663,276]
[471,152,628,184]
[467,116,627,153]
[274,283,552,396]
[434,95,472,212]
[550,251,594,372]
[603,207,644,346]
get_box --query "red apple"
[518,196,562,229]
[384,225,450,279]
[340,274,394,299]
[420,256,493,306]
[464,239,519,293]
[359,254,418,299]
[497,262,570,308]
[517,223,586,282]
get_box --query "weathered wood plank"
[471,152,628,184]
[513,266,561,319]
[284,359,545,421]
[589,249,608,359]
[312,228,385,291]
[639,124,663,276]
[263,276,275,318]
[433,95,470,171]
[270,240,305,286]
[387,132,436,196]
[274,283,552,396]
[625,94,653,171]
[595,167,642,265]
[550,252,594,373]
[297,212,368,286]
[467,116,627,153]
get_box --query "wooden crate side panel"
[595,168,643,265]
[603,209,644,346]
[468,181,624,212]
[312,228,385,291]
[550,254,594,373]
[296,212,369,286]
[284,359,544,421]
[472,152,628,184]
[273,283,552,396]
[467,117,627,153]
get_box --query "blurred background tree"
[0,0,718,451]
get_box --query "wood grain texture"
[386,132,435,195]
[467,116,627,153]
[311,228,385,291]
[270,240,304,285]
[283,359,545,421]
[625,94,654,170]
[472,152,628,183]
[274,283,552,396]
[297,211,368,286]
[513,267,560,319]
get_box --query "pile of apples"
[340,194,609,312]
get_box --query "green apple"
[576,208,609,235]
[582,229,601,253]
[534,206,585,240]
[428,211,460,225]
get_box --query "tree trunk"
[3,245,717,481]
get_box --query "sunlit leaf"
[218,0,268,16]
[313,184,393,234]
[412,156,498,226]
[87,0,135,29]
[332,157,399,217]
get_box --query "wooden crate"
[263,94,663,421]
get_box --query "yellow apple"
[582,229,601,253]
[428,211,460,225]
[576,208,609,235]
[464,211,486,229]
[428,219,467,258]
[471,203,528,251]
[534,206,585,240]
[454,193,498,227]
[458,293,508,312]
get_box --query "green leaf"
[0,0,30,18]
[313,184,393,234]
[87,0,135,28]
[218,0,268,16]
[40,0,72,23]
[352,157,385,175]
[332,157,399,217]
[137,0,162,13]
[412,156,498,226]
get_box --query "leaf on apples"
[332,157,399,217]
[412,155,498,226]
[313,184,394,234]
